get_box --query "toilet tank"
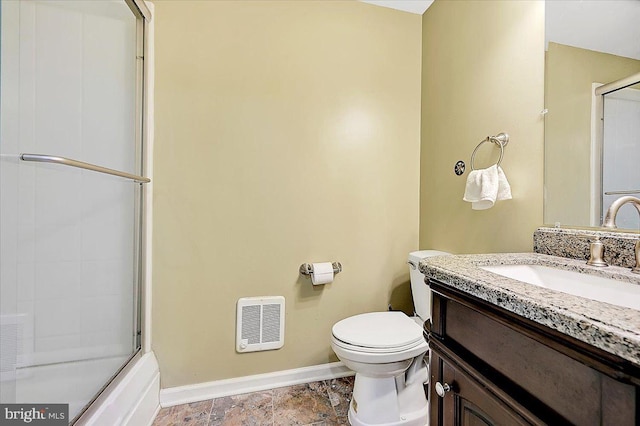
[408,250,450,323]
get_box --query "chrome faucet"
[585,236,608,267]
[601,196,640,274]
[602,196,640,229]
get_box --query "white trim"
[142,0,155,355]
[159,362,354,408]
[590,82,604,227]
[78,5,158,425]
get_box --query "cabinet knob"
[435,381,451,397]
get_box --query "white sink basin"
[481,264,640,310]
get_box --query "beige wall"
[152,1,422,388]
[544,42,640,227]
[419,0,545,254]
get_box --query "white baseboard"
[159,362,354,408]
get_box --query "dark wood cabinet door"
[431,350,536,426]
[428,283,639,426]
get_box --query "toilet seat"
[332,312,425,349]
[331,312,428,364]
[332,337,424,354]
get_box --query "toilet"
[331,250,450,426]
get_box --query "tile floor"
[152,376,354,426]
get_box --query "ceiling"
[546,0,640,60]
[360,1,640,61]
[360,0,434,15]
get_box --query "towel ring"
[470,133,509,171]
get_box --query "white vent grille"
[236,296,285,353]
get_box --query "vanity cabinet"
[426,279,640,426]
[431,349,537,425]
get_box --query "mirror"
[544,0,640,230]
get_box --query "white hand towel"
[496,166,512,201]
[463,165,499,210]
[463,165,512,210]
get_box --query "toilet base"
[348,405,428,426]
[347,374,428,426]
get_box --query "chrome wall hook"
[489,132,509,147]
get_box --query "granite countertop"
[419,253,640,366]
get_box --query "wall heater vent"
[236,296,285,353]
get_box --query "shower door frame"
[72,0,153,423]
[590,71,640,227]
[1,0,153,421]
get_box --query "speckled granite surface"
[419,253,640,366]
[534,227,639,268]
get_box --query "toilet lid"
[332,312,424,349]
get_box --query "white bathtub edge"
[78,352,160,426]
[123,369,160,426]
[159,361,354,408]
[147,405,161,426]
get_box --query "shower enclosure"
[592,73,640,229]
[601,84,640,229]
[0,0,150,422]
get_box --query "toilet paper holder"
[299,262,342,276]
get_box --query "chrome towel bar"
[470,132,509,171]
[20,153,150,183]
[605,190,640,195]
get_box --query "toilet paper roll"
[311,262,334,285]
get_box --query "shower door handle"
[20,153,150,183]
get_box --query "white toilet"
[331,250,450,426]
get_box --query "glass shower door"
[602,85,640,229]
[0,0,144,421]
